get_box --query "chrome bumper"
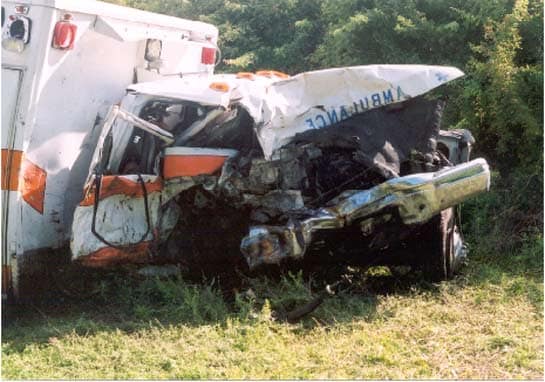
[240,158,490,268]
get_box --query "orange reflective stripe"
[163,154,228,178]
[79,175,163,207]
[77,241,151,267]
[1,150,47,214]
[1,149,23,191]
[20,157,47,214]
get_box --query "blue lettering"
[359,97,369,111]
[397,85,407,101]
[383,89,394,104]
[327,109,339,125]
[340,105,350,120]
[315,114,327,128]
[305,118,316,129]
[371,93,382,107]
[353,101,360,114]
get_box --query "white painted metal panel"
[1,68,23,148]
[1,67,24,291]
[94,16,191,42]
[11,0,218,43]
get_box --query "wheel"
[417,208,458,282]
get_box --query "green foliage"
[207,0,325,73]
[312,0,512,68]
[105,275,230,324]
[458,0,543,175]
[462,169,543,254]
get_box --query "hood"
[128,65,464,158]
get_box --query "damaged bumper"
[240,158,490,269]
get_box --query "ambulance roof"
[4,0,218,42]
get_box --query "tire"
[418,208,456,282]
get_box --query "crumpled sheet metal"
[240,158,490,269]
[258,65,463,157]
[71,64,474,268]
[70,174,206,265]
[127,65,464,158]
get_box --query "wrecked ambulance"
[70,65,490,281]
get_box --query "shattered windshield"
[118,99,206,174]
[99,97,221,175]
[139,100,206,133]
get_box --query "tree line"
[109,0,543,180]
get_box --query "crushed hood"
[127,65,464,158]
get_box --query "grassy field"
[2,236,542,379]
[2,188,543,379]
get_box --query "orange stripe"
[79,175,163,207]
[20,157,47,214]
[163,154,228,178]
[1,149,23,191]
[77,241,151,267]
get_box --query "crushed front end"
[70,65,490,280]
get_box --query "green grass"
[2,184,543,379]
[2,240,542,380]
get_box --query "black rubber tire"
[418,208,455,282]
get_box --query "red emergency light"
[52,14,77,50]
[201,46,216,65]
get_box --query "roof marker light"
[256,70,290,79]
[209,82,229,92]
[236,72,255,80]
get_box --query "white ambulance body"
[1,0,218,299]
